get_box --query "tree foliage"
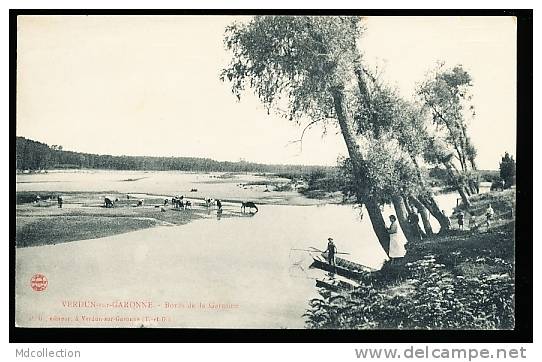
[222,16,363,125]
[417,64,477,170]
[417,63,479,204]
[499,152,516,189]
[340,136,422,204]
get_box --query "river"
[15,170,466,328]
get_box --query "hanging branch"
[285,119,322,152]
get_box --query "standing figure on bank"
[388,215,406,260]
[457,211,465,230]
[485,204,495,231]
[469,213,478,230]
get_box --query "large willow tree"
[418,64,479,208]
[221,16,392,252]
[345,73,451,239]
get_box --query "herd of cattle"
[103,195,258,213]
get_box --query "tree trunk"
[331,87,390,254]
[364,197,390,255]
[443,161,471,208]
[468,178,479,195]
[419,194,451,233]
[403,196,414,214]
[452,142,467,172]
[456,184,471,208]
[392,195,419,243]
[407,155,440,235]
[410,196,434,236]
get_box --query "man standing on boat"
[326,237,337,267]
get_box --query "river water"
[15,170,465,328]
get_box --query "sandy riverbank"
[16,192,243,247]
[16,188,343,247]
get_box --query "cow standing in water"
[241,201,258,213]
[172,196,184,209]
[104,197,114,208]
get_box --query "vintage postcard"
[14,14,519,331]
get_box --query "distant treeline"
[15,136,333,174]
[428,166,500,184]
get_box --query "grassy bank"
[15,191,235,247]
[305,190,516,329]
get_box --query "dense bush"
[305,256,514,329]
[499,152,516,189]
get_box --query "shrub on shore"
[305,254,514,329]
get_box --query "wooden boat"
[315,274,360,292]
[310,252,374,280]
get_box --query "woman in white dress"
[387,215,406,259]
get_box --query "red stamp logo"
[30,273,48,292]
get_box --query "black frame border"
[9,8,533,343]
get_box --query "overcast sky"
[17,16,516,169]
